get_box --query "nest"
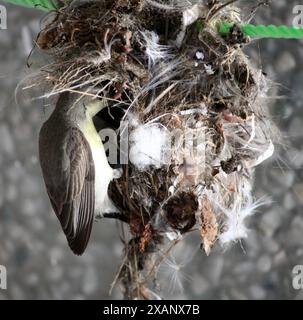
[35,0,277,299]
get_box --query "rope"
[0,0,58,11]
[219,22,303,39]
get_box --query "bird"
[39,91,123,255]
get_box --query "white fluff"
[219,197,270,245]
[129,124,170,170]
[175,4,206,47]
[244,140,275,168]
[182,4,205,28]
[196,51,204,60]
[140,31,171,69]
[204,64,215,75]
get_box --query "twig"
[206,0,240,22]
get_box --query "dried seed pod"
[199,195,218,256]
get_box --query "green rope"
[0,0,59,11]
[219,22,303,39]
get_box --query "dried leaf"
[139,224,153,253]
[200,195,218,255]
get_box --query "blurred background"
[0,0,303,300]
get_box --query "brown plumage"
[39,93,95,255]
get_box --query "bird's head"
[55,90,107,120]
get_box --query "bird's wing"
[42,127,95,255]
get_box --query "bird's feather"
[39,123,95,255]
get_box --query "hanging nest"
[34,0,278,299]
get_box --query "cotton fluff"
[129,124,170,170]
[219,198,270,245]
[140,31,171,69]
